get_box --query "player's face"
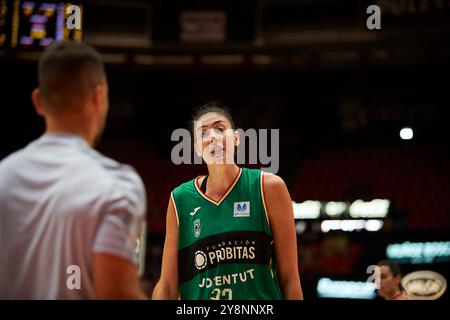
[377,266,400,298]
[194,112,238,165]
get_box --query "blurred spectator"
[377,260,409,300]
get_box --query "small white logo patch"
[233,201,250,217]
[194,250,208,270]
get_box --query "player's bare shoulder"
[262,171,287,192]
[261,171,292,221]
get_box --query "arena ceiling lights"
[292,199,390,220]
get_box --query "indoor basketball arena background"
[1,0,449,300]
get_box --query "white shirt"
[0,133,146,299]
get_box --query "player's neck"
[206,164,240,194]
[386,289,402,300]
[45,116,95,147]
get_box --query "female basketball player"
[152,101,303,300]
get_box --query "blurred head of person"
[32,40,108,146]
[191,101,239,166]
[377,260,407,300]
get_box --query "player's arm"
[92,172,148,300]
[152,195,179,299]
[93,253,147,299]
[263,173,304,300]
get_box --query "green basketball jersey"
[171,167,284,300]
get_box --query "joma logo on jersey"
[194,219,201,238]
[233,201,250,217]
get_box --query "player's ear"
[193,123,204,157]
[92,84,103,110]
[31,88,45,117]
[234,129,240,147]
[194,141,203,157]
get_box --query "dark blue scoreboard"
[0,0,82,49]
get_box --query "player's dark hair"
[190,101,235,135]
[38,40,105,114]
[377,260,402,277]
